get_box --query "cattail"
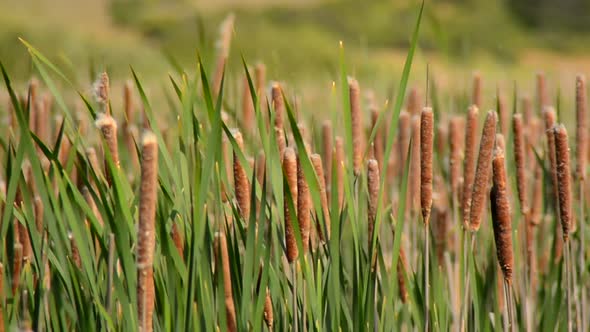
[398,248,409,303]
[232,130,251,221]
[283,148,298,263]
[421,107,434,224]
[468,111,497,232]
[472,72,482,108]
[275,127,286,160]
[95,114,120,185]
[212,14,235,98]
[348,77,363,176]
[371,107,385,169]
[254,62,266,100]
[94,72,110,114]
[490,143,514,282]
[449,116,464,194]
[530,165,543,226]
[137,132,158,332]
[409,115,421,213]
[334,136,345,210]
[271,83,284,130]
[221,137,232,203]
[398,111,411,179]
[214,232,237,332]
[242,74,255,135]
[171,222,184,260]
[69,233,81,268]
[12,241,22,295]
[34,195,44,235]
[406,87,420,115]
[543,107,563,260]
[554,124,572,242]
[255,150,266,188]
[321,121,333,198]
[432,192,449,264]
[263,288,273,330]
[367,159,380,249]
[536,72,548,110]
[297,155,311,253]
[462,105,479,229]
[522,96,533,124]
[123,80,139,170]
[576,75,587,181]
[513,114,528,214]
[310,154,331,242]
[497,89,509,139]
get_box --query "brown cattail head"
[348,77,363,176]
[254,62,266,100]
[137,132,158,332]
[543,107,558,194]
[468,110,497,232]
[334,136,345,210]
[409,115,421,213]
[95,114,120,184]
[242,74,255,135]
[321,120,333,196]
[420,107,434,224]
[397,247,409,303]
[263,288,273,330]
[406,87,421,115]
[490,143,514,282]
[275,127,286,161]
[576,74,587,181]
[297,155,311,253]
[462,105,479,230]
[124,80,134,121]
[371,104,385,170]
[214,232,237,332]
[449,116,465,194]
[212,14,235,98]
[513,113,528,214]
[271,82,284,130]
[367,159,380,248]
[282,147,298,263]
[536,72,548,110]
[553,124,572,242]
[310,154,331,242]
[472,72,482,108]
[522,96,533,124]
[12,241,22,295]
[232,130,251,222]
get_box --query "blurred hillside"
[2,0,590,88]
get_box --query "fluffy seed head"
[95,114,120,183]
[420,107,434,224]
[468,110,497,232]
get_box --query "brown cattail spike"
[462,105,479,229]
[468,111,497,232]
[232,130,251,222]
[409,115,421,213]
[367,159,380,249]
[310,154,331,242]
[420,107,434,224]
[297,155,311,253]
[95,114,120,184]
[490,144,514,282]
[348,77,363,176]
[214,232,237,332]
[282,148,298,263]
[554,124,572,242]
[576,75,587,181]
[271,83,284,130]
[137,132,158,332]
[212,14,235,98]
[513,113,528,214]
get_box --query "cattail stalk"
[232,131,251,222]
[513,113,528,215]
[420,107,433,330]
[349,77,363,176]
[468,111,497,232]
[462,106,479,230]
[543,107,563,261]
[398,111,411,180]
[409,115,421,214]
[334,136,345,210]
[310,154,330,242]
[321,121,333,201]
[214,232,237,332]
[137,132,158,332]
[554,124,573,332]
[490,143,514,329]
[95,114,120,186]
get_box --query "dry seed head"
[93,72,110,114]
[449,116,465,193]
[513,113,528,214]
[348,77,363,176]
[310,154,331,242]
[321,120,333,195]
[12,242,22,295]
[553,124,572,241]
[232,130,251,221]
[490,144,514,282]
[472,72,482,108]
[334,136,345,210]
[420,107,434,224]
[367,159,380,248]
[297,156,311,253]
[468,110,497,232]
[271,82,284,129]
[212,14,235,98]
[214,232,237,332]
[436,121,447,159]
[124,80,134,122]
[576,74,587,180]
[462,105,479,229]
[522,96,533,124]
[95,113,120,182]
[397,247,409,303]
[282,147,298,262]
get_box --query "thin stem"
[566,240,572,332]
[579,181,586,332]
[106,233,115,315]
[460,232,474,332]
[292,264,298,332]
[424,224,430,332]
[503,279,514,332]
